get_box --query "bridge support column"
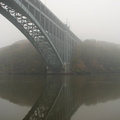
[46,64,71,74]
[46,66,64,74]
[64,63,71,74]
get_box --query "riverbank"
[1,40,120,74]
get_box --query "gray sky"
[0,0,120,48]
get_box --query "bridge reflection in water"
[23,76,73,120]
[23,74,120,120]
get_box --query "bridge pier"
[46,67,62,74]
[64,62,71,73]
[46,67,64,74]
[46,63,71,74]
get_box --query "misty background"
[0,0,120,48]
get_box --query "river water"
[0,74,120,120]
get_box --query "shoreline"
[0,71,120,75]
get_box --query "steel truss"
[0,1,63,70]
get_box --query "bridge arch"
[0,0,64,71]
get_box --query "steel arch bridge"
[0,0,81,72]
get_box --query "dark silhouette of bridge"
[0,0,81,119]
[23,76,78,120]
[0,0,81,73]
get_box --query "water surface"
[71,74,120,120]
[0,74,120,120]
[0,75,47,120]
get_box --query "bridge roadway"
[0,0,81,73]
